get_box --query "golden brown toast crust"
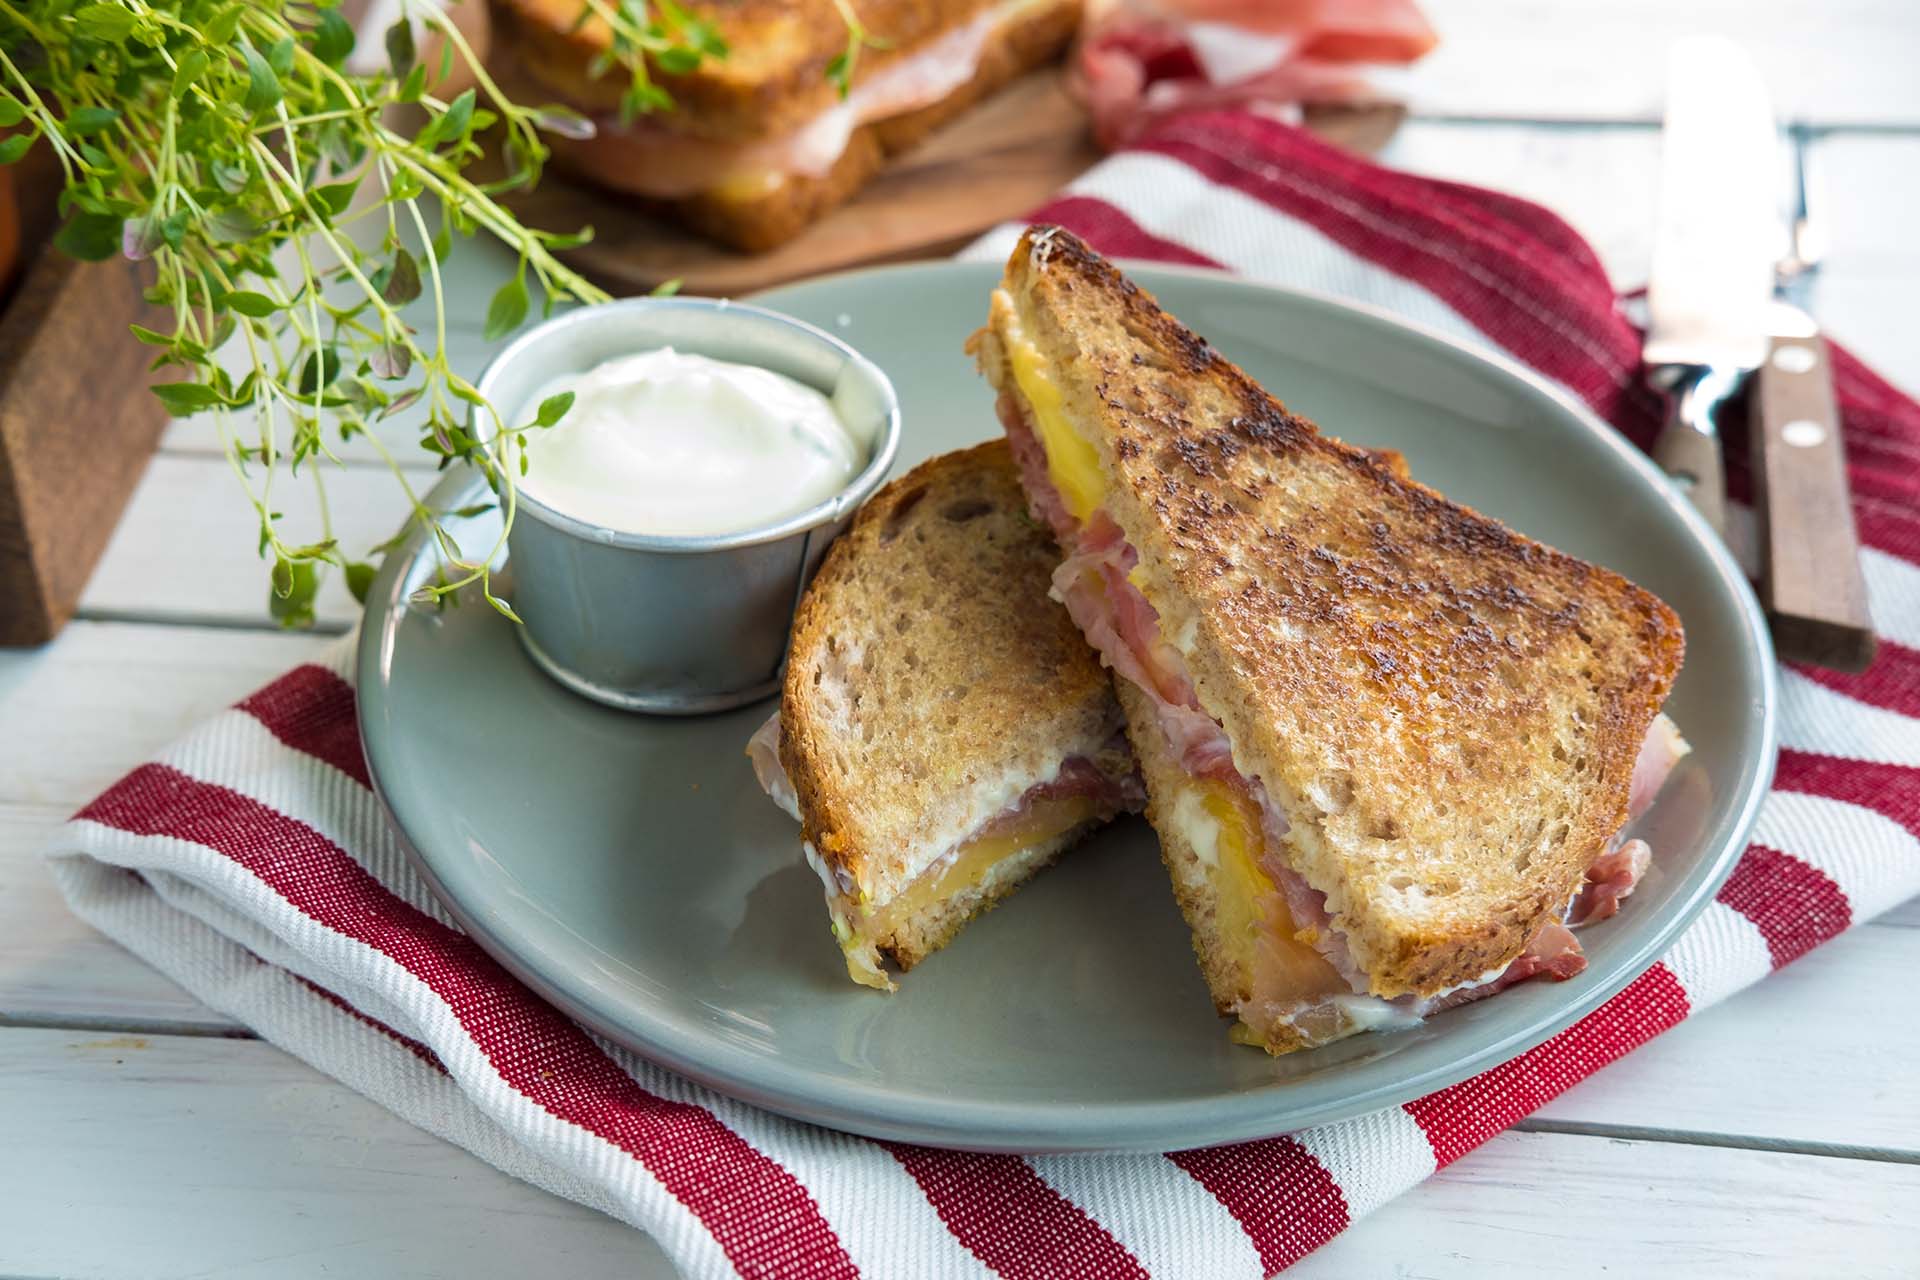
[493,0,1073,138]
[987,227,1685,998]
[779,440,1125,908]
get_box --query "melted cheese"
[1000,297,1107,521]
[1178,779,1276,974]
[838,793,1100,990]
[1167,774,1356,1046]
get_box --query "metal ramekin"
[474,297,901,715]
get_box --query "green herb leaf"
[826,52,851,97]
[267,35,296,79]
[386,167,425,203]
[211,158,250,194]
[151,382,223,415]
[205,5,242,44]
[65,105,119,135]
[451,503,495,518]
[298,348,343,395]
[311,178,359,217]
[170,49,208,98]
[344,561,376,605]
[656,45,702,74]
[484,276,529,339]
[444,91,479,139]
[241,40,283,113]
[534,391,574,427]
[269,557,319,627]
[53,211,123,261]
[486,593,523,623]
[385,17,416,77]
[129,323,176,346]
[539,224,594,251]
[72,3,138,42]
[207,207,264,242]
[381,248,421,305]
[0,133,34,165]
[0,96,23,128]
[311,10,356,66]
[224,290,279,318]
[397,62,428,104]
[428,87,475,148]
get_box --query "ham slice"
[749,712,1142,837]
[1074,0,1439,148]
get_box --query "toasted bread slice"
[767,441,1139,989]
[973,227,1684,1008]
[493,0,1082,250]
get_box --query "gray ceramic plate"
[359,261,1776,1153]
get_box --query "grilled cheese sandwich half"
[491,0,1083,250]
[972,226,1688,1052]
[749,441,1142,989]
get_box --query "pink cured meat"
[1074,0,1439,148]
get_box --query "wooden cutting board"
[503,69,1405,298]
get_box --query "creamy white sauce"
[514,348,862,537]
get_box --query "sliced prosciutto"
[1073,0,1440,148]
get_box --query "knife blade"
[1642,35,1782,536]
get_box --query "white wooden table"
[5,6,1920,1275]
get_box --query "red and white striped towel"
[47,115,1920,1279]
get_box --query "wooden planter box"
[0,157,168,646]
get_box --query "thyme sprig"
[0,0,751,624]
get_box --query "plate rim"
[358,258,1778,1153]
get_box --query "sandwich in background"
[491,0,1084,251]
[749,441,1142,990]
[972,226,1689,1052]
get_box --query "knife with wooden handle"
[1749,321,1876,671]
[1641,37,1778,541]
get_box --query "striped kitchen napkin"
[46,114,1920,1279]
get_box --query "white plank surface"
[0,1027,673,1280]
[1295,1128,1920,1279]
[1534,922,1920,1157]
[0,622,334,808]
[1803,133,1920,394]
[1405,0,1920,126]
[79,456,430,631]
[0,803,230,1033]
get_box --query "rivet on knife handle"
[1751,333,1877,671]
[1652,370,1729,536]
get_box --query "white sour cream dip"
[513,348,863,537]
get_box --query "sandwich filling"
[989,290,1688,1047]
[556,0,1050,201]
[750,714,1144,990]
